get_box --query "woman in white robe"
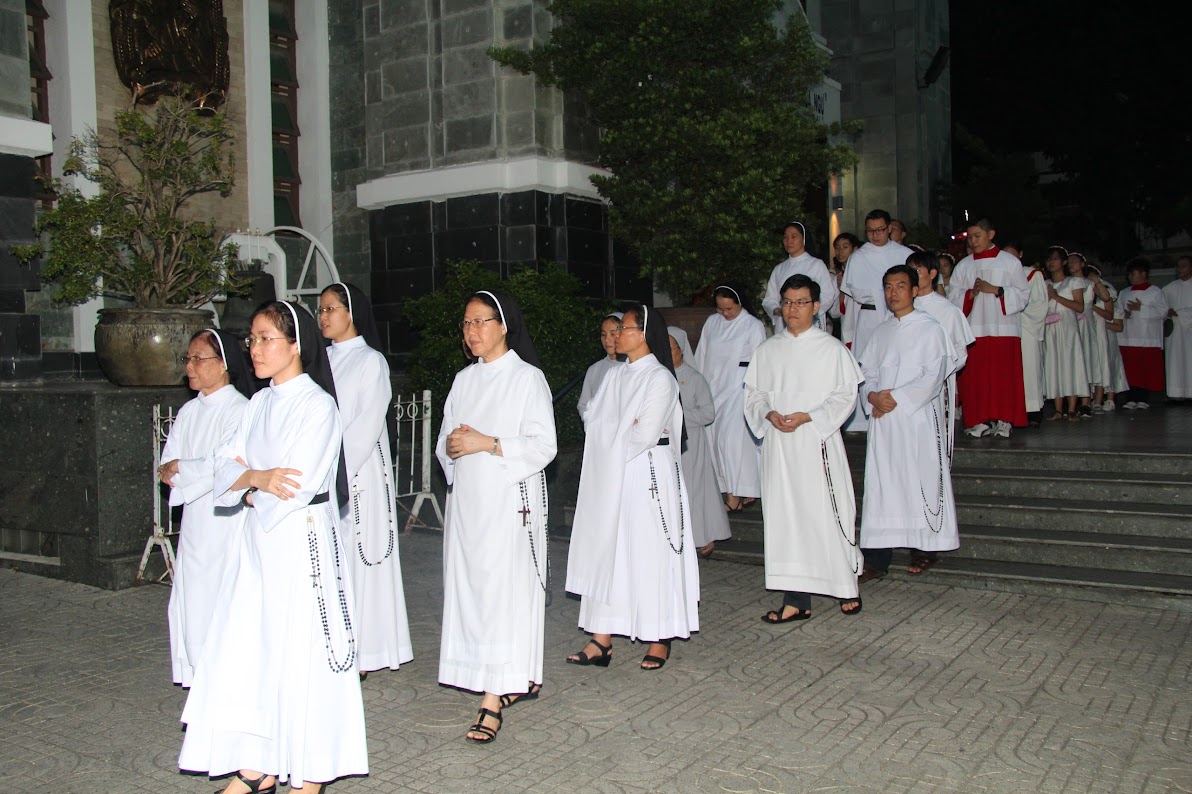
[321,282,413,676]
[761,222,838,332]
[692,285,765,511]
[180,301,366,793]
[160,329,254,688]
[744,274,864,621]
[1103,284,1130,408]
[1042,247,1090,419]
[667,326,730,557]
[1067,253,1102,415]
[436,290,556,744]
[577,312,623,417]
[567,305,699,671]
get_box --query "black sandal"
[640,639,672,670]
[839,597,863,616]
[216,771,277,794]
[567,638,612,667]
[466,707,502,744]
[761,606,812,624]
[499,683,542,709]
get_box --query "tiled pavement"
[2,532,1191,793]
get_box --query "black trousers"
[863,548,938,573]
[782,591,812,611]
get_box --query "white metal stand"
[394,390,443,531]
[136,404,178,585]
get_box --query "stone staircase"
[687,441,1192,609]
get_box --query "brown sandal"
[907,556,939,575]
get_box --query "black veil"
[473,290,542,369]
[204,328,257,399]
[329,281,384,352]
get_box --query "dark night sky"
[948,3,1192,255]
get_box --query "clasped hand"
[766,411,810,433]
[446,424,491,459]
[868,389,897,418]
[157,459,179,485]
[973,277,999,295]
[235,455,302,502]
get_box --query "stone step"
[950,468,1192,504]
[843,441,1192,477]
[956,496,1192,538]
[954,525,1192,576]
[701,539,1192,611]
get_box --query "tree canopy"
[491,0,854,302]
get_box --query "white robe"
[162,384,248,687]
[913,291,975,458]
[577,355,621,416]
[1020,268,1049,412]
[180,374,367,788]
[946,249,1030,337]
[1042,277,1090,399]
[327,336,413,674]
[1163,278,1192,398]
[675,361,731,547]
[692,311,765,497]
[1105,287,1130,394]
[1086,288,1114,389]
[744,327,863,598]
[1120,284,1170,348]
[435,350,556,695]
[857,311,958,553]
[762,252,838,331]
[1075,281,1102,386]
[568,353,700,641]
[840,240,915,354]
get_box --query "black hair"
[883,264,918,288]
[905,251,939,287]
[712,284,753,315]
[968,217,995,232]
[865,209,892,225]
[779,273,821,303]
[833,232,862,249]
[1126,257,1151,275]
[781,221,814,256]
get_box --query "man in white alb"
[1119,258,1170,408]
[1163,255,1192,404]
[856,265,958,582]
[745,274,864,621]
[947,218,1030,438]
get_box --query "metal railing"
[393,389,444,531]
[136,404,178,585]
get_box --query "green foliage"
[404,261,607,443]
[490,0,855,304]
[16,98,244,308]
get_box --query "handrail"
[552,367,588,404]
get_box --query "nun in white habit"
[567,304,699,671]
[320,282,413,676]
[160,328,255,688]
[667,325,731,557]
[180,301,366,794]
[692,285,765,511]
[436,290,557,744]
[577,312,623,417]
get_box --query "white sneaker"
[993,420,1012,438]
[964,423,991,438]
[1090,403,1104,413]
[1123,401,1138,410]
[1136,401,1150,409]
[1102,400,1116,412]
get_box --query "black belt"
[860,303,877,310]
[309,491,330,505]
[738,361,749,367]
[656,437,670,446]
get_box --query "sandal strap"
[234,772,274,793]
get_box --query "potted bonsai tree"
[16,96,244,386]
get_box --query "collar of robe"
[973,245,1001,260]
[196,383,237,405]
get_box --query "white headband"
[282,301,301,356]
[715,285,741,305]
[203,329,228,370]
[787,221,806,239]
[641,305,648,332]
[334,281,353,318]
[477,290,506,327]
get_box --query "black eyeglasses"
[179,354,221,366]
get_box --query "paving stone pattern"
[2,533,1191,793]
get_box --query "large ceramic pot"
[94,308,215,386]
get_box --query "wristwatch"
[996,286,1005,298]
[491,436,500,455]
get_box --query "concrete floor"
[2,529,1191,793]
